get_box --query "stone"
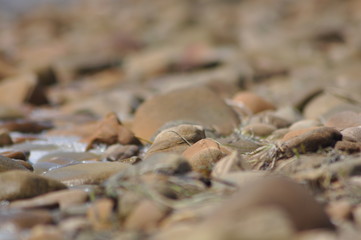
[0,209,53,229]
[0,73,49,106]
[103,144,139,162]
[325,200,353,221]
[0,170,66,201]
[281,127,342,156]
[0,130,13,146]
[182,138,230,177]
[232,91,276,114]
[42,162,131,186]
[209,176,334,231]
[295,230,337,240]
[0,155,29,172]
[0,151,29,160]
[303,92,349,119]
[27,225,63,240]
[290,119,322,131]
[37,151,100,165]
[124,199,170,231]
[250,111,292,129]
[211,151,243,178]
[341,126,361,142]
[132,86,240,141]
[145,124,205,158]
[87,198,115,230]
[335,141,361,153]
[141,153,191,175]
[10,189,88,210]
[243,123,276,137]
[82,112,140,150]
[282,127,320,142]
[0,119,52,133]
[324,111,361,130]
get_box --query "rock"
[295,230,337,240]
[0,209,53,229]
[13,159,33,171]
[212,171,267,191]
[209,176,334,231]
[37,152,100,165]
[243,123,276,137]
[0,119,52,133]
[325,200,353,221]
[341,126,361,142]
[335,141,361,153]
[0,130,13,146]
[124,199,170,232]
[145,124,205,158]
[232,91,276,114]
[103,144,139,162]
[324,111,361,130]
[0,155,29,172]
[27,225,63,240]
[82,112,140,150]
[282,127,320,142]
[281,127,342,156]
[182,138,230,177]
[250,111,292,129]
[141,153,191,175]
[211,151,243,178]
[0,170,66,201]
[87,198,115,230]
[0,151,29,161]
[290,119,322,131]
[303,92,349,119]
[0,73,49,106]
[132,86,240,140]
[42,162,131,186]
[10,189,88,210]
[59,217,91,237]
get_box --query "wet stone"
[42,162,131,186]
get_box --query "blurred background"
[0,0,361,118]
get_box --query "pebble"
[0,209,53,229]
[124,199,170,232]
[10,189,88,210]
[0,155,30,172]
[211,151,243,178]
[243,123,276,137]
[145,124,205,158]
[42,162,131,186]
[335,141,361,153]
[132,86,240,140]
[324,111,361,130]
[232,91,276,114]
[141,153,191,175]
[289,119,322,131]
[281,127,342,156]
[0,130,13,146]
[82,112,140,150]
[0,150,29,160]
[282,127,320,142]
[341,126,361,142]
[209,176,334,231]
[103,144,139,162]
[182,138,230,177]
[0,170,66,201]
[87,198,115,230]
[27,225,63,240]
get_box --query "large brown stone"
[132,86,240,141]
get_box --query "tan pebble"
[335,141,361,153]
[282,127,320,142]
[325,200,353,221]
[27,225,63,240]
[124,199,170,232]
[182,138,229,177]
[243,123,276,137]
[87,198,114,230]
[232,91,275,114]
